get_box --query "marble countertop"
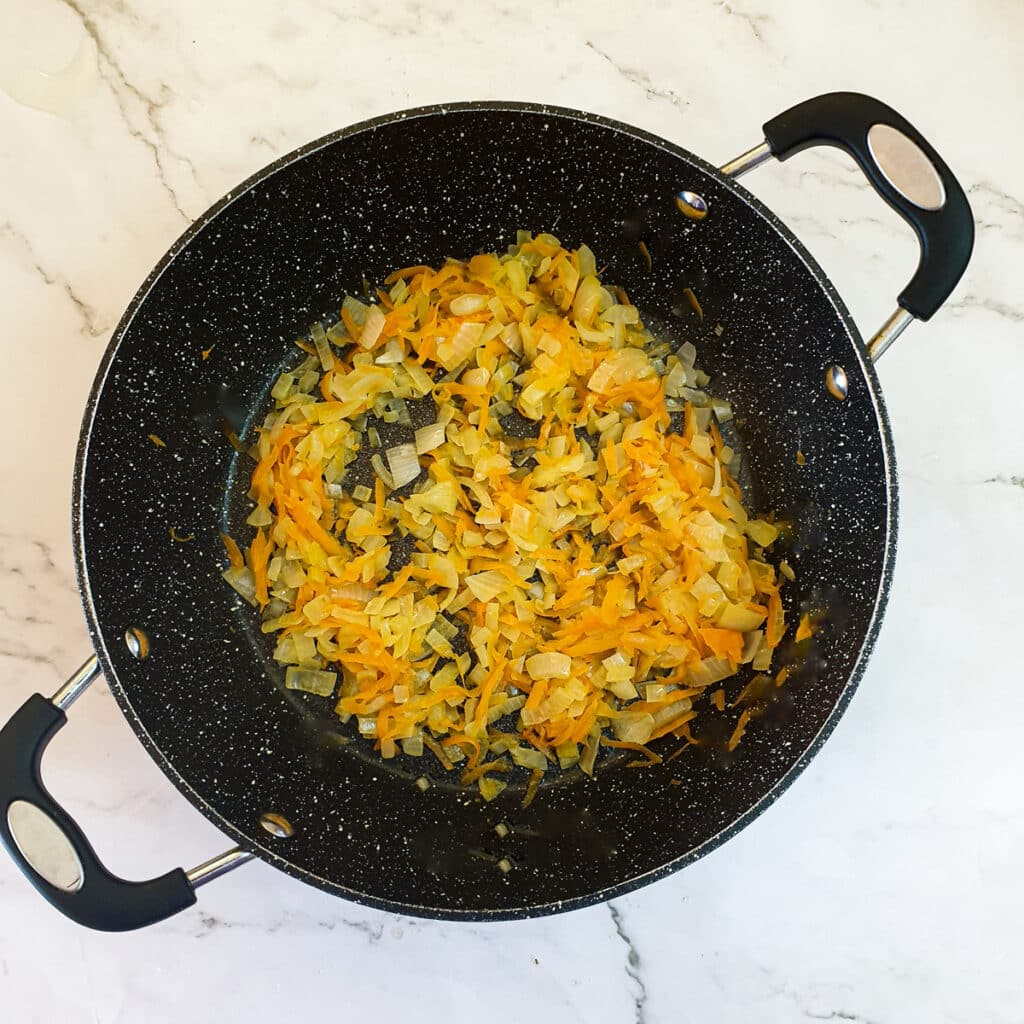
[1,1,1021,1021]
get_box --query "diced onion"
[602,652,634,682]
[311,321,333,371]
[711,397,734,423]
[746,519,779,547]
[333,582,375,602]
[609,679,638,701]
[386,443,421,488]
[579,729,600,776]
[358,304,386,349]
[465,570,508,603]
[450,293,489,316]
[246,504,273,527]
[613,713,655,744]
[271,373,296,401]
[572,275,603,326]
[285,666,337,696]
[342,295,370,325]
[601,304,640,325]
[689,656,735,687]
[414,422,446,454]
[577,244,597,278]
[371,453,395,489]
[556,742,579,769]
[223,231,790,791]
[525,652,572,680]
[222,566,257,606]
[510,745,548,771]
[401,735,423,756]
[437,322,484,370]
[717,603,766,631]
[479,776,507,801]
[375,339,404,365]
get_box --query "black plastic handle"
[763,91,974,321]
[0,694,196,931]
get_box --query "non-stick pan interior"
[75,104,894,917]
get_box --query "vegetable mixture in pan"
[222,233,789,801]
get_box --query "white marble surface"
[1,0,1021,1020]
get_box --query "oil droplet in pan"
[0,37,98,118]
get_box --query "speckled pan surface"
[73,102,896,919]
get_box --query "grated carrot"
[220,532,245,569]
[221,233,788,792]
[795,612,815,643]
[727,709,752,752]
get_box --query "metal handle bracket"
[717,92,974,366]
[0,655,253,931]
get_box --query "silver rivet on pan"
[125,627,150,659]
[825,364,849,401]
[675,190,708,219]
[259,812,295,838]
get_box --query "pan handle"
[0,656,252,931]
[719,92,974,359]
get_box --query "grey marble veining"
[0,0,1021,1021]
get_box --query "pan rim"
[71,99,898,920]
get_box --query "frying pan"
[0,93,973,930]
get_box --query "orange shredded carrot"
[248,528,271,606]
[384,264,433,284]
[444,734,483,771]
[148,433,166,447]
[460,759,509,785]
[221,232,788,793]
[221,421,247,454]
[423,733,454,771]
[664,742,690,764]
[220,533,245,569]
[647,710,698,743]
[766,590,785,649]
[795,613,814,643]
[521,768,543,808]
[282,497,344,557]
[700,628,744,662]
[727,709,752,752]
[603,739,662,765]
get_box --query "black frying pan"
[0,93,973,930]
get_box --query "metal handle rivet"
[259,812,295,838]
[675,191,708,219]
[125,627,150,659]
[825,365,849,401]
